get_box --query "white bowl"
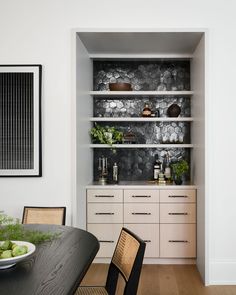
[0,241,36,269]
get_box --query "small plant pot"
[174,177,183,185]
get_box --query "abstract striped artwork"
[0,65,41,176]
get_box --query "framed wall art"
[0,65,42,176]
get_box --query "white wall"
[75,36,93,228]
[191,36,206,282]
[0,0,236,284]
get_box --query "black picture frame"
[0,65,42,176]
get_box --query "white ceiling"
[77,32,204,55]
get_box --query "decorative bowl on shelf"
[0,241,36,269]
[109,83,132,91]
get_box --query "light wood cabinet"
[87,189,123,258]
[160,203,196,224]
[124,224,159,257]
[160,189,196,258]
[124,189,159,203]
[160,224,196,258]
[124,189,160,258]
[160,189,196,203]
[87,224,122,257]
[87,187,196,259]
[124,203,159,223]
[87,189,123,203]
[87,203,123,223]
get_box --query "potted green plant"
[90,123,123,147]
[171,159,189,185]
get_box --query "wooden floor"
[81,264,236,295]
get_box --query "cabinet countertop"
[86,181,197,189]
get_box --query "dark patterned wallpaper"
[94,121,190,144]
[93,60,190,91]
[92,60,191,182]
[93,148,190,182]
[94,96,190,118]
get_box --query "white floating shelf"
[90,117,193,122]
[90,144,194,148]
[90,91,194,97]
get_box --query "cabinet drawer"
[124,203,159,223]
[160,203,196,223]
[87,224,122,257]
[124,224,159,258]
[87,203,123,223]
[124,189,159,203]
[160,190,196,203]
[87,189,123,203]
[160,224,196,258]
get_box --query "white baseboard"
[210,259,236,285]
[143,258,196,264]
[93,258,196,264]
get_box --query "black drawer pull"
[132,195,151,198]
[99,240,114,243]
[131,212,151,215]
[168,240,189,243]
[95,212,114,215]
[168,195,188,198]
[144,240,151,243]
[168,212,188,215]
[95,195,114,198]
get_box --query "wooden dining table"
[0,224,99,295]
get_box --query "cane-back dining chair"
[22,206,66,225]
[76,227,146,295]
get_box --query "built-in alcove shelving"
[75,31,206,281]
[91,58,192,181]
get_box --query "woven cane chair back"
[22,206,66,225]
[76,227,145,295]
[111,229,140,281]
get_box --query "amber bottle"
[142,103,152,117]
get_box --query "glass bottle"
[171,70,178,91]
[157,76,167,91]
[153,160,160,180]
[112,162,119,184]
[158,161,165,183]
[164,151,171,182]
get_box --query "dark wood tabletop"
[0,224,99,295]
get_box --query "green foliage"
[171,159,189,179]
[0,214,16,225]
[0,214,60,244]
[90,123,123,146]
